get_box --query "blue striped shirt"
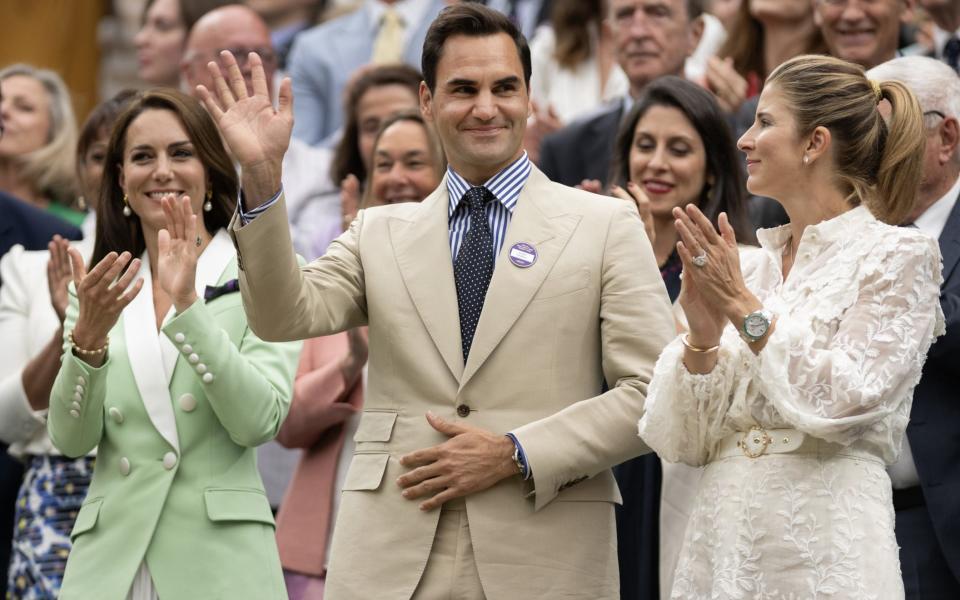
[447,152,532,263]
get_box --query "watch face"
[744,313,769,338]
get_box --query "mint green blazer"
[48,232,302,600]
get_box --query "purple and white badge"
[508,242,537,268]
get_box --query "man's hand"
[397,412,520,511]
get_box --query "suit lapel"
[125,258,179,452]
[939,192,960,285]
[391,183,464,381]
[587,102,625,183]
[460,168,581,389]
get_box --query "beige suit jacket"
[230,167,675,599]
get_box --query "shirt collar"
[366,0,431,34]
[756,205,876,254]
[933,25,960,59]
[914,173,960,239]
[446,152,532,218]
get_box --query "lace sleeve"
[754,235,944,445]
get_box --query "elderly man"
[870,55,960,599]
[181,4,340,260]
[814,0,915,69]
[538,0,703,188]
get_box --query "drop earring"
[122,194,132,217]
[203,188,213,212]
[802,155,810,166]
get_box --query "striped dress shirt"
[447,152,532,263]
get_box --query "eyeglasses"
[191,47,277,67]
[923,110,946,120]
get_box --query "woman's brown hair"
[552,0,604,70]
[767,55,924,225]
[92,89,238,266]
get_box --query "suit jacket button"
[456,404,470,418]
[162,452,177,470]
[109,407,124,424]
[174,333,186,344]
[179,393,197,412]
[119,457,131,476]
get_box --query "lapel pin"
[508,242,537,268]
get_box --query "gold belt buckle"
[738,426,772,458]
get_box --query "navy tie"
[945,37,960,73]
[454,187,495,361]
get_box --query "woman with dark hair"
[640,55,942,598]
[299,64,422,258]
[608,75,756,599]
[0,90,134,600]
[135,0,231,87]
[707,0,825,111]
[47,88,300,599]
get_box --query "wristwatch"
[741,309,774,343]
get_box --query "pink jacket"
[274,333,364,577]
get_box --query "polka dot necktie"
[454,186,495,361]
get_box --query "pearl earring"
[802,156,809,166]
[122,194,132,217]
[203,188,213,212]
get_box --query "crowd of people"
[1,0,959,599]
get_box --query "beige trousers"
[411,499,486,600]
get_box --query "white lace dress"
[639,206,945,600]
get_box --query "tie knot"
[381,8,404,27]
[464,186,493,211]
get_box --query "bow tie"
[204,279,239,302]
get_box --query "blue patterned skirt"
[6,455,94,600]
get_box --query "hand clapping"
[158,195,202,312]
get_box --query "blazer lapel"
[391,182,464,381]
[125,258,179,452]
[939,192,960,285]
[460,168,581,389]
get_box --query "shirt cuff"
[506,432,532,480]
[238,188,283,225]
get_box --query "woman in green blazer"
[47,89,301,600]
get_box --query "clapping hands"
[158,195,202,312]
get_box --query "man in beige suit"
[198,4,674,598]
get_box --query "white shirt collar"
[914,173,960,240]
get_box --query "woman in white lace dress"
[638,54,945,599]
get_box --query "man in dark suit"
[538,0,703,188]
[0,80,82,594]
[871,55,960,599]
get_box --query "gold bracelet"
[68,330,109,356]
[681,333,719,354]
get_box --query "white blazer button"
[74,385,84,394]
[76,375,86,386]
[72,392,82,403]
[196,363,207,374]
[188,353,200,364]
[179,393,197,412]
[202,373,214,384]
[182,344,193,353]
[162,452,177,470]
[174,333,186,343]
[119,457,131,476]
[71,401,81,411]
[69,409,80,418]
[109,407,124,424]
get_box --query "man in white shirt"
[870,55,960,599]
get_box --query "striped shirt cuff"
[238,188,283,225]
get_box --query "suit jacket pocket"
[342,452,389,491]
[532,267,591,302]
[70,497,103,541]
[204,488,276,526]
[353,410,398,443]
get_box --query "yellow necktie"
[372,8,405,65]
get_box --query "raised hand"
[158,195,201,312]
[610,182,655,245]
[341,174,361,231]
[69,247,143,365]
[704,56,748,114]
[196,50,293,207]
[47,235,73,323]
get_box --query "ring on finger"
[692,252,708,268]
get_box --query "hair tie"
[869,79,883,103]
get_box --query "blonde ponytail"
[872,80,924,225]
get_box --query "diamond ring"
[692,253,708,268]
